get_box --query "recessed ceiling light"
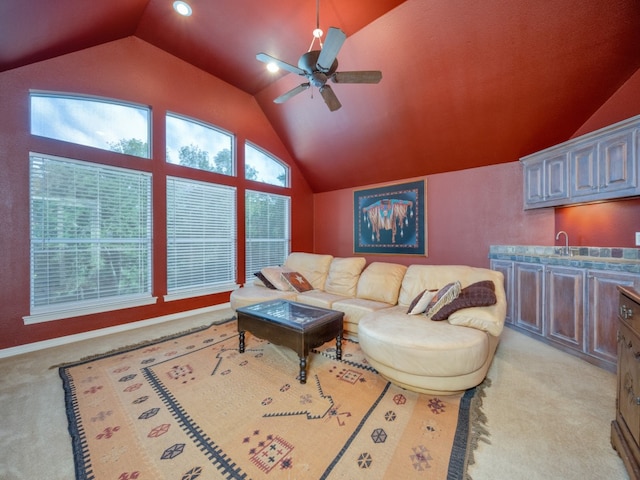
[267,62,279,73]
[173,1,192,16]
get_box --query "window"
[166,113,234,175]
[27,154,153,323]
[166,177,237,299]
[245,142,288,187]
[245,190,290,277]
[30,93,150,158]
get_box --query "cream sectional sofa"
[230,252,506,395]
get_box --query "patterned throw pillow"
[407,289,437,315]
[430,280,497,321]
[281,271,314,293]
[425,281,462,319]
[260,266,293,291]
[254,271,277,289]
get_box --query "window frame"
[29,91,152,159]
[25,152,155,325]
[165,111,235,176]
[244,141,289,187]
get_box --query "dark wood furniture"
[612,286,640,479]
[236,300,344,384]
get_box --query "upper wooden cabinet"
[521,115,640,209]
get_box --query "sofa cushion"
[281,271,314,292]
[324,257,367,297]
[260,266,293,291]
[284,252,333,290]
[356,262,407,305]
[431,280,496,321]
[407,289,437,315]
[425,281,461,319]
[398,265,502,307]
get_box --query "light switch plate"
[636,232,640,246]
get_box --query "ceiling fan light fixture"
[313,28,323,39]
[173,1,192,17]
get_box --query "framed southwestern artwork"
[353,180,426,255]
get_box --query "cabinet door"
[570,142,598,197]
[545,154,569,201]
[545,266,584,350]
[490,260,513,324]
[523,160,545,206]
[618,321,640,447]
[599,129,637,195]
[514,262,544,334]
[587,271,640,365]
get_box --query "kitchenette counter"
[489,245,640,273]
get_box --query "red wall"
[555,69,640,247]
[314,164,555,268]
[314,70,640,265]
[0,37,314,349]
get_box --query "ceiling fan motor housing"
[298,50,338,75]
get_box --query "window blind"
[166,177,237,295]
[245,190,290,277]
[29,154,152,313]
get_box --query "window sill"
[163,284,239,302]
[23,295,158,325]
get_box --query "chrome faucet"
[556,230,569,256]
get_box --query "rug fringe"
[50,317,236,369]
[463,377,492,480]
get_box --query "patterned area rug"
[59,319,488,479]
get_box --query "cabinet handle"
[623,373,640,405]
[621,305,634,320]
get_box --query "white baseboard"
[0,303,232,360]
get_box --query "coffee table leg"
[299,356,307,384]
[336,333,342,361]
[239,330,245,353]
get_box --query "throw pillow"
[425,281,462,319]
[260,266,293,291]
[254,271,277,289]
[407,289,437,315]
[431,280,497,321]
[281,271,314,293]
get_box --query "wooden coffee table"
[236,300,344,384]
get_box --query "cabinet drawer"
[620,291,640,330]
[618,321,640,447]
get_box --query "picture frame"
[353,179,427,255]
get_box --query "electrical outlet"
[636,232,640,246]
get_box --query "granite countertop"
[489,245,640,274]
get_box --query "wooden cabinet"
[513,262,544,334]
[611,286,640,480]
[523,152,569,206]
[571,129,637,200]
[546,266,584,351]
[588,270,640,366]
[492,260,640,371]
[521,114,640,209]
[490,259,513,324]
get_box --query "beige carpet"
[0,309,629,479]
[59,319,482,479]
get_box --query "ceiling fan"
[256,4,382,112]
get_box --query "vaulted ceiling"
[2,0,640,192]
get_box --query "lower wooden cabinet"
[612,286,640,479]
[490,259,640,371]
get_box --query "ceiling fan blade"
[274,83,310,104]
[256,53,305,75]
[319,85,342,111]
[316,27,346,72]
[332,71,382,84]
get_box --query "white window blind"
[166,177,237,298]
[29,154,152,319]
[245,190,290,277]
